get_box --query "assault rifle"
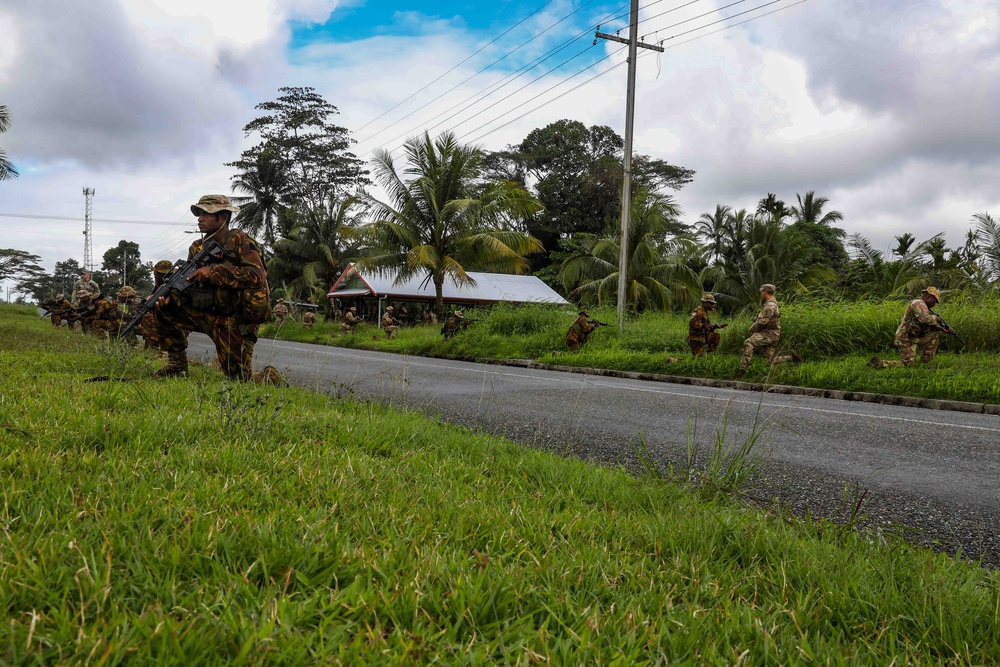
[119,238,225,338]
[928,308,967,347]
[40,306,74,319]
[709,322,729,332]
[65,307,97,324]
[588,319,611,327]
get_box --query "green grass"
[7,304,1000,663]
[265,300,1000,404]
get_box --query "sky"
[2,0,999,297]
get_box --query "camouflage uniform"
[340,308,361,335]
[382,307,398,339]
[45,296,72,327]
[441,311,465,339]
[73,292,95,333]
[273,300,289,325]
[739,286,796,371]
[89,297,122,339]
[302,310,316,329]
[71,277,100,307]
[876,293,946,367]
[154,195,270,381]
[565,311,596,351]
[689,295,723,357]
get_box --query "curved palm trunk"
[434,275,445,321]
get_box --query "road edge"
[490,358,1000,416]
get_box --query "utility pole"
[596,3,663,328]
[82,187,95,273]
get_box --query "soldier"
[72,290,95,332]
[272,298,289,325]
[71,270,100,307]
[153,194,278,383]
[89,293,122,339]
[302,307,317,329]
[381,306,399,339]
[48,294,72,327]
[339,306,361,335]
[441,310,465,339]
[688,293,727,357]
[139,261,173,353]
[870,286,952,369]
[565,310,596,351]
[735,284,800,379]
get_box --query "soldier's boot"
[250,365,285,386]
[154,351,189,378]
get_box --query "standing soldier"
[688,293,727,357]
[302,307,317,329]
[339,306,361,335]
[272,298,289,325]
[735,284,800,379]
[565,310,597,351]
[382,306,399,339]
[441,310,465,339]
[71,270,100,307]
[870,286,952,368]
[153,194,277,383]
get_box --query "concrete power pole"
[596,2,663,328]
[83,187,95,272]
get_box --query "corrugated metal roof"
[328,264,569,305]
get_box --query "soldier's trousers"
[739,331,793,370]
[882,333,939,367]
[156,302,258,380]
[384,325,398,339]
[689,332,721,356]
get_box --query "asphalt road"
[189,334,1000,566]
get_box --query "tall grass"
[4,304,1000,662]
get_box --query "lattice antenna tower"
[83,187,95,272]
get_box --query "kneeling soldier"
[382,306,399,339]
[565,310,597,351]
[870,286,951,369]
[689,293,727,357]
[735,284,799,379]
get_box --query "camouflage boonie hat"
[277,298,285,303]
[386,306,393,311]
[579,310,589,317]
[923,286,942,302]
[759,283,776,294]
[454,310,463,318]
[701,293,717,304]
[349,306,357,311]
[117,286,137,298]
[56,293,64,300]
[191,194,239,216]
[153,260,174,274]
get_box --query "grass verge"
[263,300,1000,404]
[4,304,1000,663]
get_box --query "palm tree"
[357,132,543,318]
[230,149,293,248]
[559,189,701,312]
[973,212,1000,283]
[0,105,18,182]
[268,195,364,300]
[790,191,844,231]
[695,205,731,262]
[892,233,916,257]
[847,234,928,297]
[713,218,835,310]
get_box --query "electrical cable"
[352,0,607,148]
[351,0,560,135]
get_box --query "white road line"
[263,340,1000,435]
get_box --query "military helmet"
[153,260,174,274]
[191,194,240,216]
[117,286,137,298]
[701,293,717,304]
[277,298,285,303]
[759,283,777,294]
[923,286,942,302]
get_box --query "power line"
[352,0,611,152]
[352,0,560,135]
[0,212,192,226]
[639,0,756,40]
[464,0,813,145]
[357,0,704,160]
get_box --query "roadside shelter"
[327,263,569,326]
